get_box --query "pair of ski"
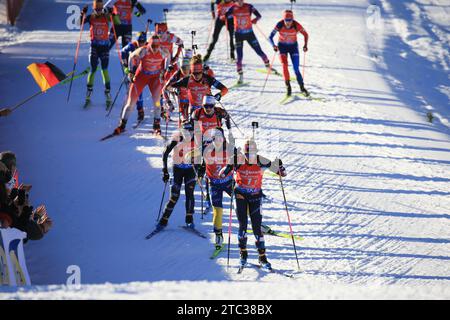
[99,123,165,141]
[237,262,294,278]
[279,92,323,104]
[248,225,304,241]
[145,225,207,240]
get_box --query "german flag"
[27,62,67,92]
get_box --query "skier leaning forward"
[114,34,169,135]
[157,122,200,230]
[219,138,286,269]
[82,0,121,108]
[199,126,235,249]
[269,9,309,97]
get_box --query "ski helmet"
[202,95,216,107]
[93,0,103,11]
[180,49,193,69]
[136,32,147,43]
[155,22,168,34]
[148,34,161,49]
[283,10,294,21]
[244,138,258,155]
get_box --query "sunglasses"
[284,19,293,22]
[203,104,214,109]
[192,71,203,75]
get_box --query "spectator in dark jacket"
[0,151,52,240]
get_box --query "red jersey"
[88,14,110,44]
[172,134,196,167]
[159,32,183,56]
[133,46,167,76]
[113,0,132,25]
[236,163,263,190]
[226,3,260,33]
[216,1,235,21]
[274,20,308,45]
[204,147,233,182]
[171,72,228,108]
[192,107,226,133]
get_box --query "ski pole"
[205,19,214,50]
[226,174,235,271]
[145,18,152,34]
[106,74,127,117]
[261,52,277,94]
[109,14,125,76]
[67,13,86,102]
[163,8,169,24]
[216,100,245,137]
[302,51,306,82]
[290,0,296,11]
[191,30,197,53]
[254,23,272,47]
[156,179,169,222]
[279,173,301,270]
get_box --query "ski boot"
[137,108,145,122]
[258,248,272,271]
[300,83,310,97]
[105,89,112,110]
[285,80,292,97]
[113,119,127,135]
[153,118,161,135]
[84,87,93,108]
[230,51,236,63]
[237,72,244,85]
[214,230,224,250]
[239,248,248,267]
[185,213,195,229]
[203,51,211,63]
[156,217,168,231]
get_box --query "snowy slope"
[0,0,449,299]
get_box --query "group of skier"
[79,0,307,271]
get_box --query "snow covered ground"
[0,0,449,299]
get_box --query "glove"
[82,5,88,14]
[128,72,135,83]
[123,66,130,75]
[197,165,206,179]
[214,93,222,101]
[103,7,113,14]
[251,18,258,24]
[273,45,278,52]
[278,165,287,177]
[135,11,142,17]
[212,12,216,19]
[162,168,170,183]
[303,45,308,52]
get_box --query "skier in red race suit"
[121,31,147,121]
[114,34,169,135]
[225,0,271,84]
[164,54,228,120]
[269,9,309,97]
[204,0,236,62]
[156,22,184,72]
[219,139,287,270]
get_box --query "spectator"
[0,151,52,240]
